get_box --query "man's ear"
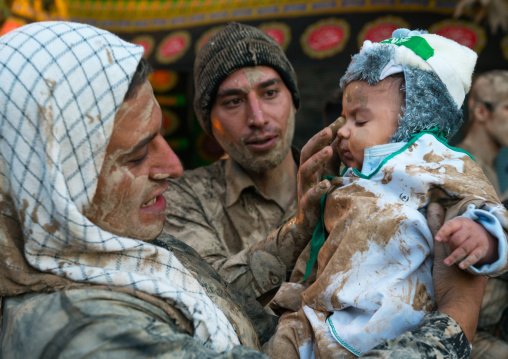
[474,103,491,124]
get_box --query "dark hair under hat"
[193,22,300,137]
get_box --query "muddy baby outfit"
[268,130,508,358]
[266,29,508,358]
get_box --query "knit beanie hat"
[340,28,478,142]
[194,22,300,137]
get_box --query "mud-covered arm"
[164,121,341,300]
[431,153,508,276]
[163,178,288,300]
[242,120,344,299]
[1,289,268,359]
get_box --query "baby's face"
[337,79,404,171]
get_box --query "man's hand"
[435,217,498,269]
[427,203,487,342]
[295,117,344,231]
[262,118,345,270]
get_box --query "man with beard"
[163,23,337,301]
[0,21,273,357]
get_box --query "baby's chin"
[339,156,356,170]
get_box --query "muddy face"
[84,80,183,240]
[210,66,295,174]
[485,98,508,147]
[337,80,404,171]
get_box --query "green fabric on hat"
[381,36,434,61]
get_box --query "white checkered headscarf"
[0,21,239,352]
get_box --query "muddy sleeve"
[225,228,287,300]
[164,180,287,300]
[218,217,313,301]
[360,312,470,358]
[164,179,226,263]
[1,289,268,359]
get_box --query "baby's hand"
[435,217,498,269]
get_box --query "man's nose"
[150,136,183,180]
[247,92,267,127]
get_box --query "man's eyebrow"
[258,78,282,89]
[128,132,157,154]
[215,78,283,99]
[216,88,247,99]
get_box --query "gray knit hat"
[194,22,300,137]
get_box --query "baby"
[265,29,508,358]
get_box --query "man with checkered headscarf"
[0,21,275,358]
[0,21,489,359]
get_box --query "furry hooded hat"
[340,29,478,142]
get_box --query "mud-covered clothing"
[0,22,243,352]
[163,154,298,299]
[457,141,508,200]
[1,290,267,359]
[0,235,277,358]
[0,236,471,359]
[363,312,470,358]
[264,311,470,359]
[470,274,508,359]
[153,235,277,346]
[270,130,508,357]
[1,292,470,359]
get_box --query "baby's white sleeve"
[460,203,508,276]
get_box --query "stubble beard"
[224,110,295,174]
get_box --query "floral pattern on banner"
[429,19,486,54]
[259,22,291,51]
[156,30,191,64]
[132,35,155,59]
[9,0,459,32]
[357,16,410,48]
[301,18,350,59]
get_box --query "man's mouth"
[244,134,278,151]
[245,134,276,144]
[140,194,167,214]
[141,185,168,213]
[142,197,157,207]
